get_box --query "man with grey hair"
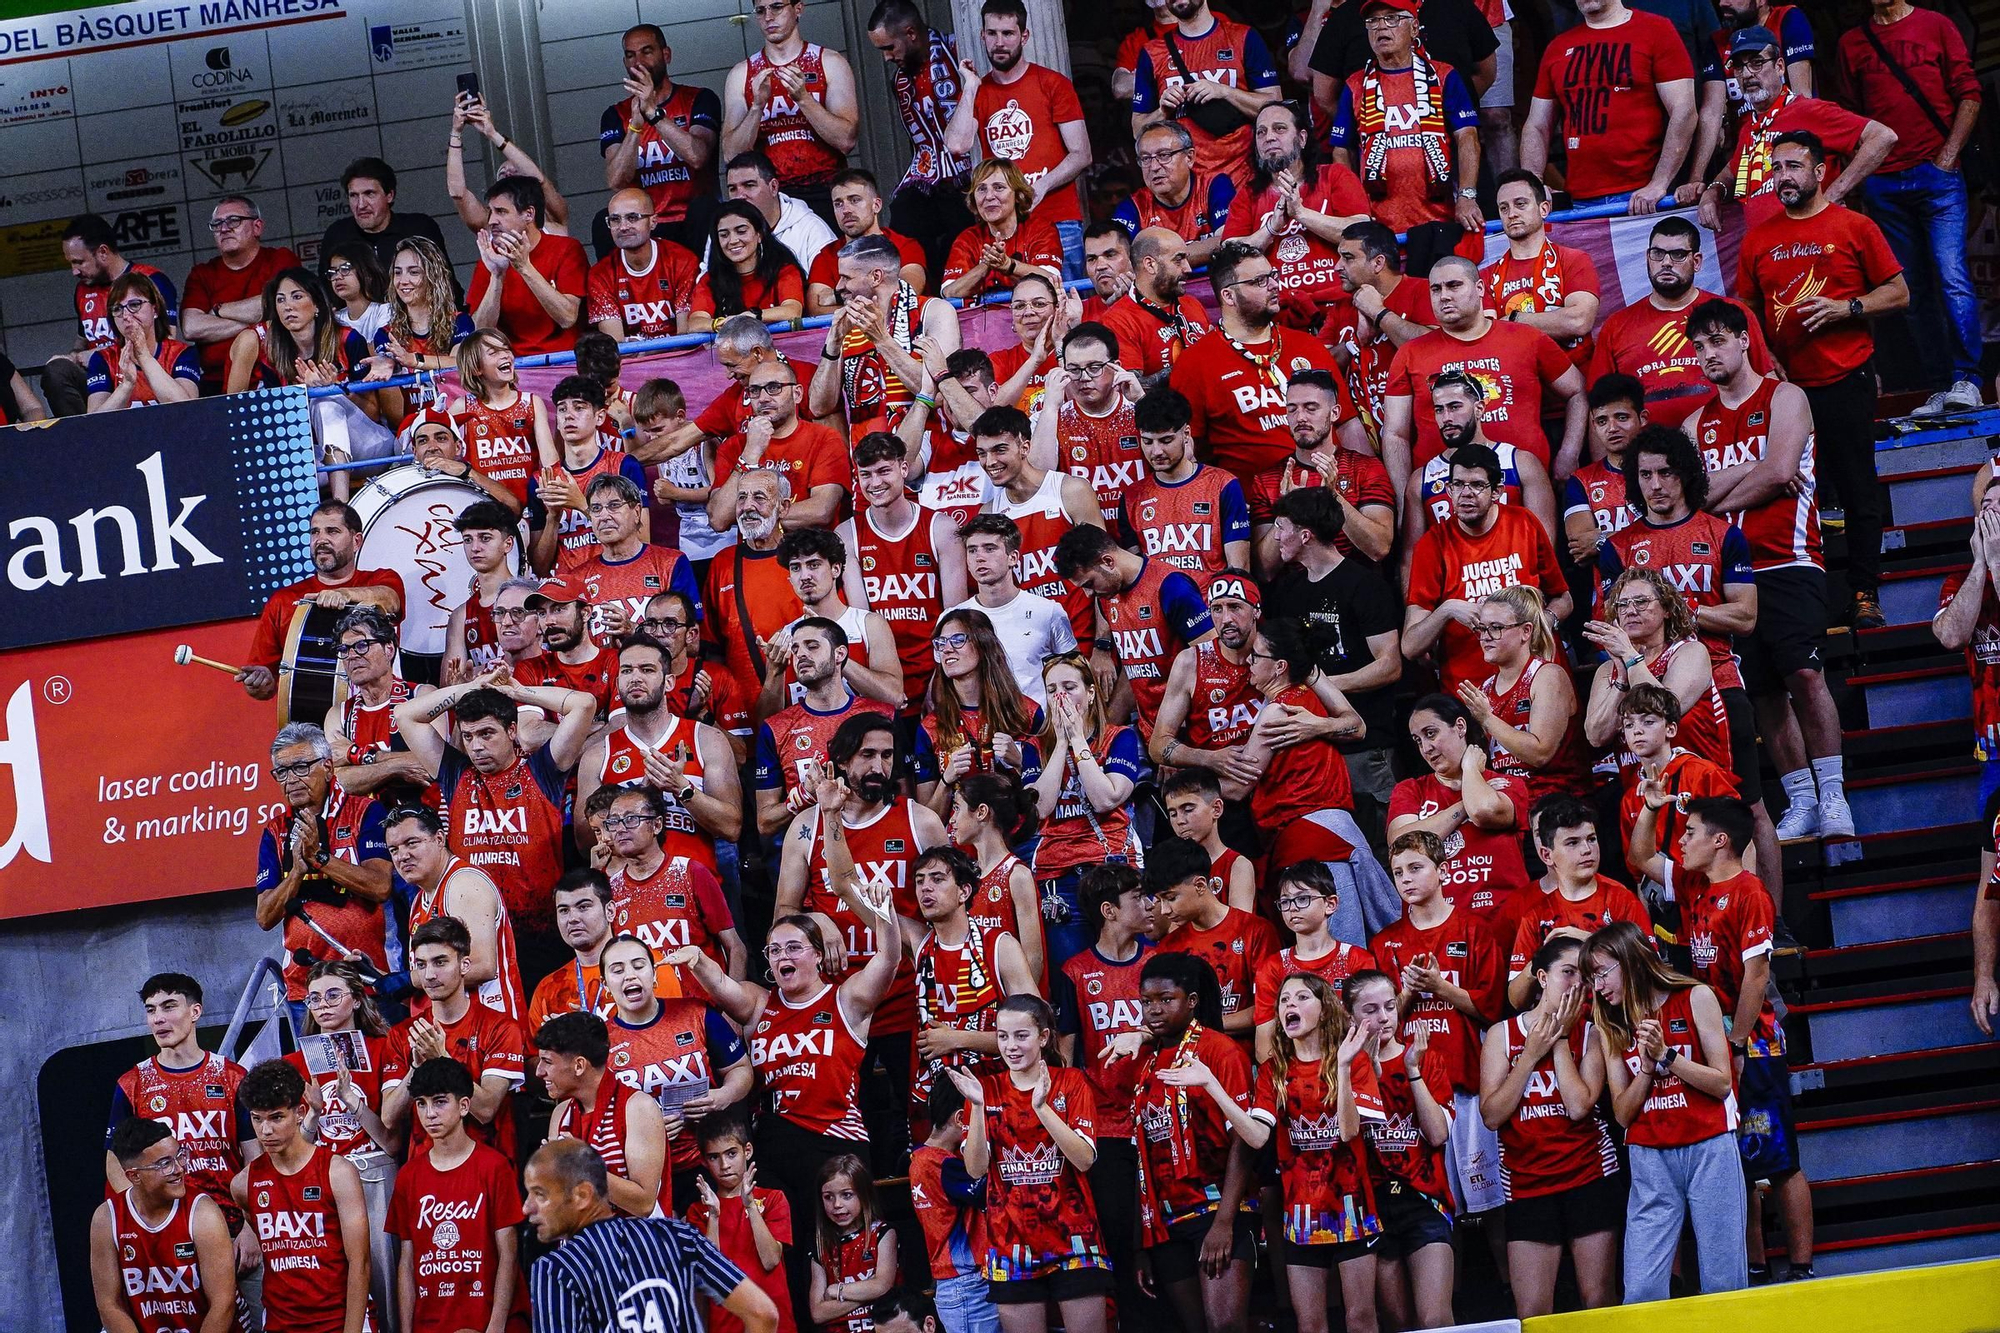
[570,473,703,646]
[1114,119,1236,264]
[255,721,395,1027]
[325,604,437,806]
[708,357,849,529]
[629,313,802,465]
[808,228,960,428]
[704,466,805,731]
[180,192,300,391]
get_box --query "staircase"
[1776,421,2000,1277]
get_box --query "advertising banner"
[0,387,319,650]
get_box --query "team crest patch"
[796,734,812,750]
[335,826,353,841]
[1087,976,1103,995]
[615,1048,632,1067]
[862,556,876,571]
[123,1244,136,1262]
[257,1190,271,1209]
[612,755,633,778]
[1218,47,1234,58]
[1073,446,1091,462]
[151,1095,167,1112]
[1634,548,1651,565]
[1290,357,1311,372]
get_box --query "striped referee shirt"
[531,1215,746,1333]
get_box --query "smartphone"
[456,71,481,102]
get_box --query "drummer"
[241,500,405,702]
[401,406,527,517]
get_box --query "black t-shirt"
[319,211,455,283]
[1308,0,1499,87]
[1264,557,1402,751]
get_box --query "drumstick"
[174,644,244,675]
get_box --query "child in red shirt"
[689,1112,797,1333]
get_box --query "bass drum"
[279,601,345,728]
[349,466,519,675]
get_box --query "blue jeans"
[1864,162,1981,384]
[934,1270,1000,1333]
[1055,218,1086,282]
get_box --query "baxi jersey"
[106,1188,219,1333]
[1689,376,1820,572]
[385,1141,526,1333]
[1030,727,1144,876]
[1181,640,1261,750]
[1621,986,1738,1148]
[1245,447,1393,560]
[1170,324,1344,480]
[1497,1019,1619,1201]
[601,85,723,222]
[1601,510,1756,693]
[821,1221,895,1333]
[1369,905,1503,1094]
[802,800,927,1038]
[282,1033,399,1160]
[756,691,896,798]
[1054,394,1146,518]
[245,1144,350,1333]
[743,44,846,188]
[586,239,702,336]
[979,1067,1107,1281]
[1113,177,1237,247]
[437,744,569,937]
[1479,657,1591,804]
[385,1002,528,1162]
[1130,16,1280,184]
[107,1053,248,1226]
[991,469,1095,642]
[1054,943,1153,1141]
[1122,465,1250,579]
[576,542,704,646]
[850,505,949,703]
[1565,458,1635,547]
[76,264,180,351]
[1251,1055,1383,1246]
[612,855,735,976]
[1386,771,1531,922]
[1415,441,1527,528]
[750,984,868,1140]
[452,393,542,507]
[610,1000,746,1172]
[536,448,650,573]
[598,717,722,869]
[1098,559,1213,739]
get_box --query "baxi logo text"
[5,452,220,592]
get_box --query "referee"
[526,1139,780,1333]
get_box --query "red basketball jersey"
[853,506,948,702]
[453,395,540,505]
[1496,1018,1618,1200]
[744,44,846,187]
[1604,510,1751,692]
[1181,641,1260,749]
[1622,987,1738,1148]
[1690,376,1820,571]
[803,800,926,1037]
[112,1054,247,1224]
[598,717,720,870]
[1479,657,1590,804]
[749,984,869,1140]
[407,860,527,1023]
[1055,395,1146,519]
[1058,944,1151,1140]
[246,1145,350,1333]
[1123,463,1241,578]
[107,1189,220,1333]
[611,999,728,1171]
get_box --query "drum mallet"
[174,644,260,676]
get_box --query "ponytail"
[959,770,1040,844]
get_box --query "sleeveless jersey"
[1420,443,1526,525]
[553,1077,642,1206]
[968,852,1030,943]
[409,858,527,1021]
[1569,459,1635,540]
[994,470,1093,641]
[1622,987,1738,1148]
[282,1032,395,1160]
[598,718,718,868]
[1692,376,1820,571]
[112,1053,247,1223]
[611,1000,729,1171]
[1122,464,1242,578]
[750,984,868,1140]
[550,448,635,571]
[913,921,1007,1112]
[246,1145,348,1332]
[823,1221,894,1333]
[460,588,505,673]
[1605,511,1750,693]
[744,44,845,187]
[1182,641,1261,749]
[77,263,177,350]
[578,544,696,646]
[442,748,569,935]
[1102,561,1197,737]
[802,800,925,1037]
[854,506,947,702]
[1616,639,1732,780]
[588,238,699,336]
[1209,846,1246,901]
[1497,1017,1618,1200]
[1055,395,1145,518]
[611,85,716,221]
[92,338,200,405]
[453,394,539,506]
[1058,945,1151,1139]
[611,856,732,986]
[1480,657,1590,803]
[108,1189,217,1333]
[341,677,419,766]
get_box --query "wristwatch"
[1457,188,1477,199]
[644,106,666,125]
[1847,297,1864,319]
[675,785,696,805]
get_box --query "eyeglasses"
[1472,620,1525,638]
[1645,246,1696,263]
[742,381,794,398]
[1446,479,1493,493]
[1136,149,1191,167]
[1728,52,1776,70]
[1063,360,1111,379]
[338,638,388,658]
[1610,597,1658,614]
[1364,14,1412,29]
[127,1150,190,1176]
[586,500,636,515]
[113,299,152,316]
[600,813,660,830]
[305,988,353,1007]
[1275,894,1326,912]
[271,760,321,780]
[492,606,540,623]
[764,942,814,959]
[752,0,796,14]
[606,212,655,225]
[1225,272,1279,289]
[641,617,689,635]
[324,262,355,278]
[209,215,256,232]
[931,632,970,652]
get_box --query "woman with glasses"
[1454,584,1589,805]
[323,241,392,343]
[1582,567,1732,781]
[687,201,806,331]
[85,271,201,412]
[943,159,1066,303]
[1027,652,1141,973]
[917,608,1043,820]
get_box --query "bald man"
[587,186,703,340]
[1095,225,1213,378]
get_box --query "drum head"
[351,466,516,658]
[279,602,345,729]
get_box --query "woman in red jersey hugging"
[1456,585,1589,805]
[950,994,1112,1333]
[1478,933,1620,1317]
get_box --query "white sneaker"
[1819,791,1857,839]
[1944,379,1985,411]
[1913,389,1954,417]
[1775,801,1821,840]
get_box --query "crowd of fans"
[50,1,2000,1332]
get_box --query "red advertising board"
[0,618,288,919]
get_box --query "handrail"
[219,953,293,1062]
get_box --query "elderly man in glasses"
[179,193,300,391]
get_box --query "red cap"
[1362,0,1421,15]
[1207,571,1262,608]
[399,405,462,447]
[526,576,585,607]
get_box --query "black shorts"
[988,1265,1115,1304]
[1285,1234,1378,1268]
[1737,567,1828,694]
[1737,1053,1801,1179]
[1146,1212,1256,1285]
[1504,1171,1626,1246]
[1721,686,1763,803]
[1372,1180,1453,1261]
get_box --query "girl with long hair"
[1586,919,1746,1301]
[950,995,1111,1333]
[1478,934,1620,1315]
[322,241,390,341]
[84,270,200,411]
[1130,952,1257,1333]
[372,237,472,375]
[445,327,556,507]
[224,266,370,395]
[1457,584,1589,802]
[1583,567,1733,781]
[951,773,1046,986]
[688,201,805,330]
[941,158,1065,302]
[286,960,395,1158]
[919,608,1042,817]
[1386,693,1528,924]
[810,1154,898,1333]
[1344,968,1455,1332]
[1029,651,1142,973]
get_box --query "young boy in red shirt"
[1149,836,1280,1049]
[906,1079,996,1333]
[688,1110,798,1333]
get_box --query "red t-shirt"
[941,220,1066,301]
[1588,296,1775,415]
[1679,867,1782,1055]
[1386,772,1532,922]
[1728,93,1874,230]
[1836,8,1983,173]
[586,240,701,336]
[1388,320,1575,467]
[693,352,810,437]
[908,1144,987,1280]
[1341,275,1438,440]
[1737,204,1904,387]
[1531,11,1695,200]
[1251,943,1379,1024]
[1363,1046,1458,1208]
[1940,570,2000,761]
[465,232,589,355]
[978,1067,1106,1279]
[1404,506,1567,690]
[1369,905,1504,1094]
[248,569,407,672]
[687,1188,799,1333]
[690,266,806,318]
[973,64,1086,226]
[807,230,927,290]
[1169,325,1346,479]
[181,244,300,380]
[385,1143,526,1333]
[1158,906,1281,1033]
[712,420,852,508]
[1097,293,1212,378]
[1251,1055,1383,1246]
[1507,876,1655,976]
[1251,686,1355,834]
[1220,166,1372,326]
[1245,447,1395,564]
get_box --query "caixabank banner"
[0,387,319,648]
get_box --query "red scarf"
[1357,51,1453,202]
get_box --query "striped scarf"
[1357,53,1454,202]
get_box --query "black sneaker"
[1749,1265,1773,1286]
[1785,1265,1818,1282]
